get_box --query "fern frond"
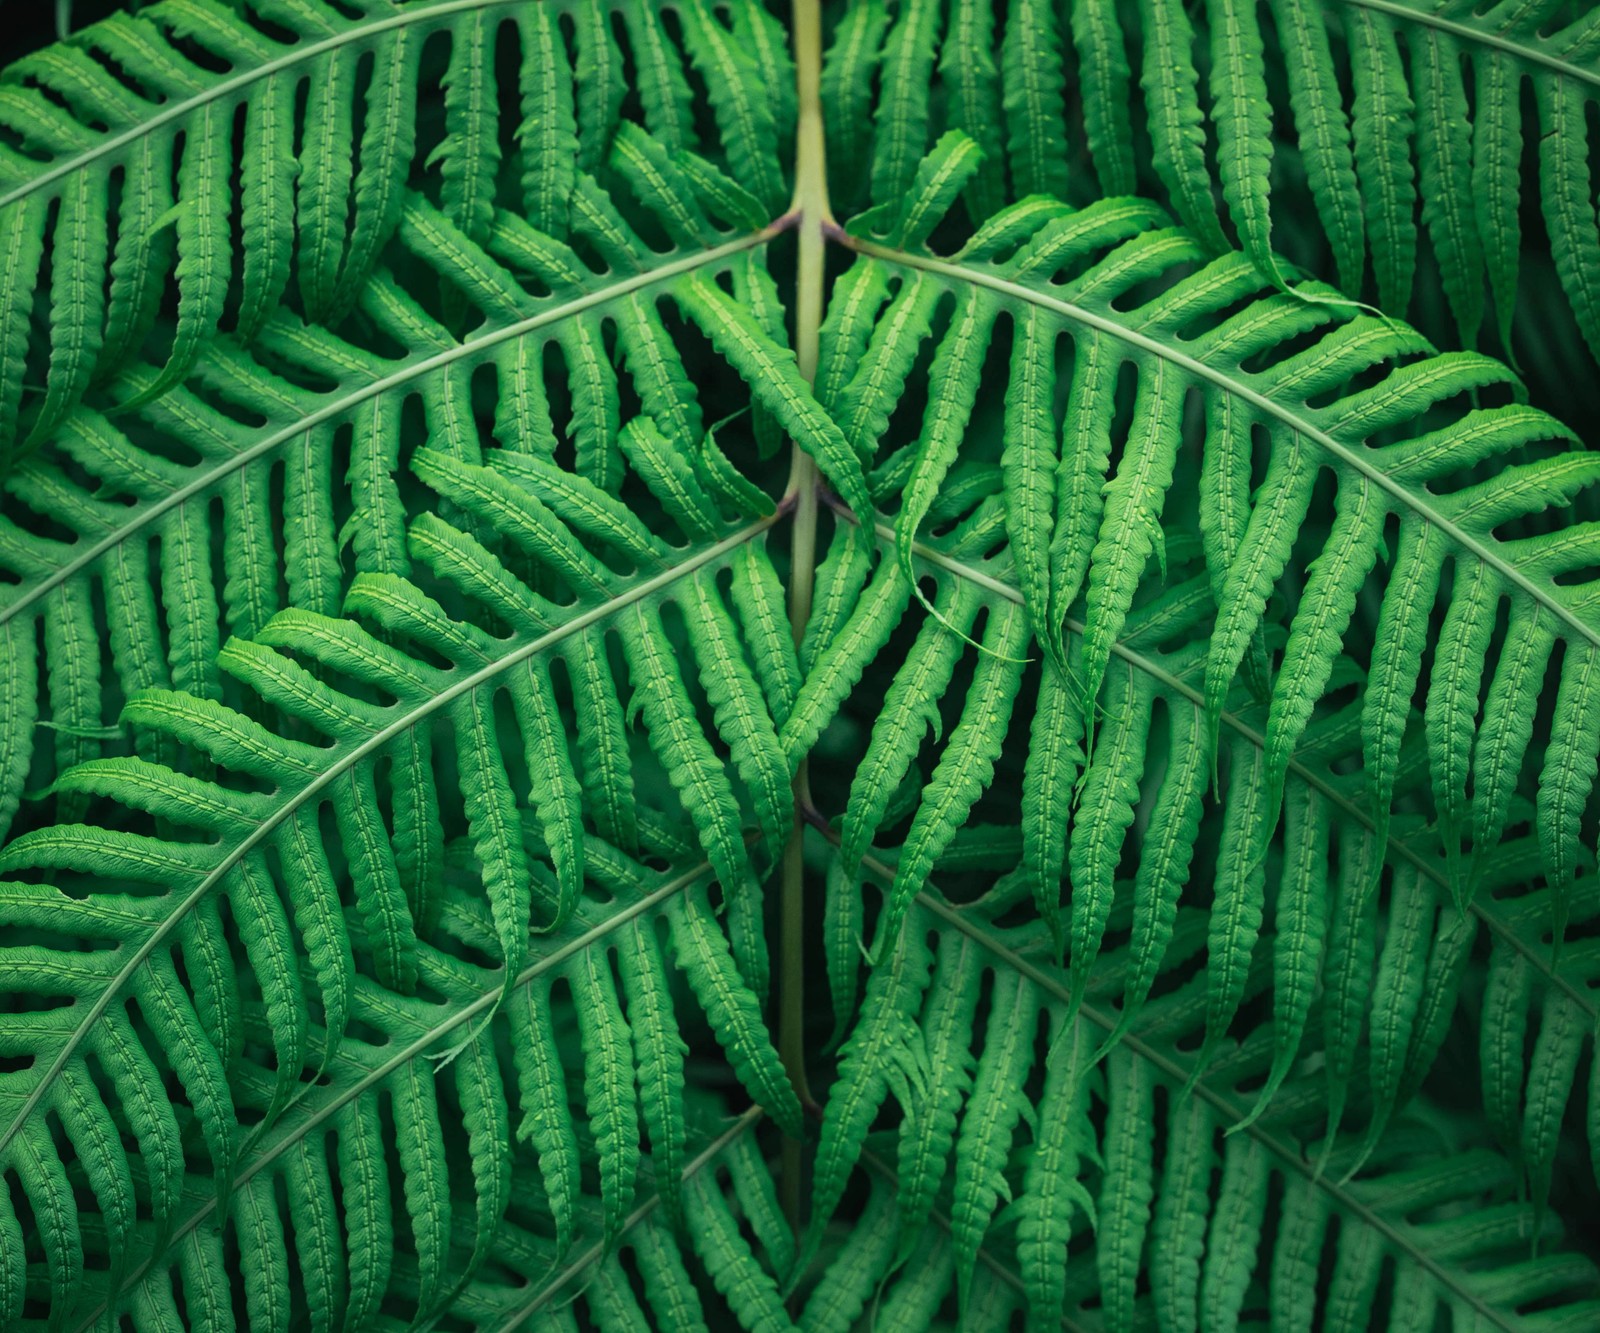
[4,4,1600,1327]
[802,839,1600,1331]
[824,171,1600,925]
[0,139,867,845]
[826,0,1600,364]
[0,820,794,1331]
[0,407,817,1307]
[0,56,856,1311]
[0,0,794,464]
[428,1103,805,1332]
[804,446,1600,1193]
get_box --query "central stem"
[777,0,830,1243]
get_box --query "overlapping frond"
[1,831,795,1332]
[3,2,1599,1329]
[431,1107,801,1332]
[0,128,867,849]
[822,0,1600,363]
[799,839,1600,1331]
[810,462,1600,1173]
[793,143,1600,1275]
[0,276,850,1321]
[818,155,1600,936]
[0,0,794,463]
[0,29,881,1310]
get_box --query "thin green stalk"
[778,0,830,1241]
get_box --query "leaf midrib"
[0,0,526,211]
[835,498,1595,1020]
[69,857,721,1333]
[0,226,782,629]
[1337,0,1600,90]
[0,505,786,1163]
[845,237,1600,657]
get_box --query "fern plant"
[822,0,1600,369]
[1,0,1598,1329]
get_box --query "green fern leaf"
[833,0,1600,367]
[3,5,1600,1328]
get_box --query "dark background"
[1,0,134,60]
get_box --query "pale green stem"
[778,0,830,1242]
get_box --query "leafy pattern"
[803,870,1600,1333]
[827,168,1600,929]
[828,0,1600,366]
[1,0,1598,1330]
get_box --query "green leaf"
[3,7,1600,1329]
